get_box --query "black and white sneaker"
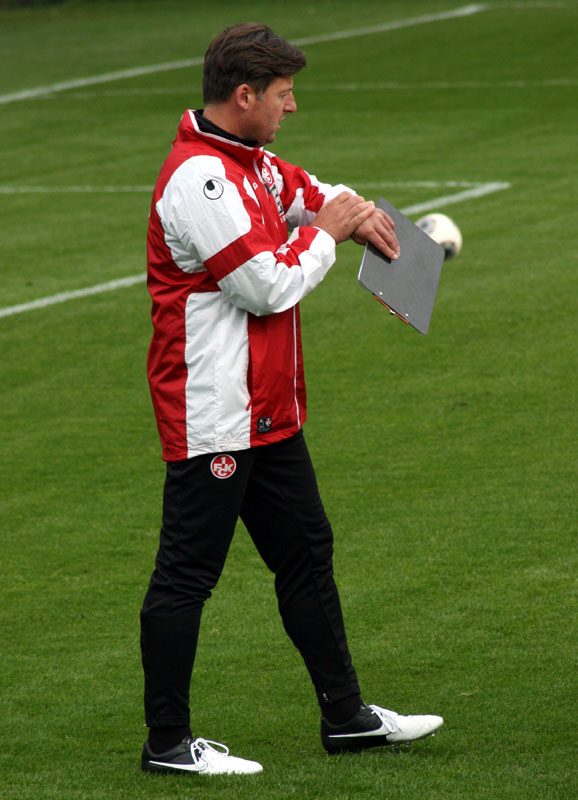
[321,704,444,754]
[142,736,263,775]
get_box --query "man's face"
[246,76,297,146]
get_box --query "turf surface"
[1,1,576,798]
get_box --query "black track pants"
[140,430,360,727]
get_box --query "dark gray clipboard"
[358,197,445,335]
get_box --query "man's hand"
[312,192,376,244]
[351,208,400,260]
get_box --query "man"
[141,22,443,777]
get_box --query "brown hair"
[203,23,306,105]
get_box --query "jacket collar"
[193,109,258,148]
[177,110,265,168]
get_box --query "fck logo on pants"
[210,454,237,479]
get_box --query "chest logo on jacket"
[261,165,286,223]
[261,165,274,188]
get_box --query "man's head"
[203,23,306,105]
[202,24,306,146]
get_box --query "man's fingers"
[336,190,366,206]
[376,222,400,254]
[351,207,401,258]
[375,227,401,259]
[382,211,396,231]
[351,201,376,227]
[313,193,380,243]
[374,236,400,260]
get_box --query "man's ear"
[234,84,253,111]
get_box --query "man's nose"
[285,93,297,114]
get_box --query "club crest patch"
[257,416,273,434]
[210,454,236,479]
[261,165,274,188]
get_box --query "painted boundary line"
[0,58,204,106]
[0,4,487,105]
[0,275,147,320]
[39,78,577,100]
[0,186,153,194]
[292,4,487,45]
[300,78,577,90]
[0,181,510,320]
[0,180,507,196]
[396,181,510,215]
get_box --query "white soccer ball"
[416,213,463,260]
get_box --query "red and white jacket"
[147,110,352,461]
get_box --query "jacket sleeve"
[217,224,336,316]
[156,155,337,316]
[268,154,356,230]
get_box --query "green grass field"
[1,1,577,798]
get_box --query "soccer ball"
[416,213,463,260]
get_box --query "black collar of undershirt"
[194,109,259,149]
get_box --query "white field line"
[0,4,488,106]
[0,275,147,320]
[40,78,576,99]
[0,59,204,106]
[356,180,511,214]
[300,78,578,90]
[357,180,506,189]
[291,4,487,45]
[0,181,509,320]
[0,185,153,194]
[496,2,567,7]
[397,181,510,215]
[0,180,506,196]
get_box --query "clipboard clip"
[372,293,410,324]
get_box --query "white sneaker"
[368,705,444,744]
[142,736,263,775]
[321,703,443,753]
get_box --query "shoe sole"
[142,757,263,775]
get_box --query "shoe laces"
[368,705,398,734]
[189,737,229,767]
